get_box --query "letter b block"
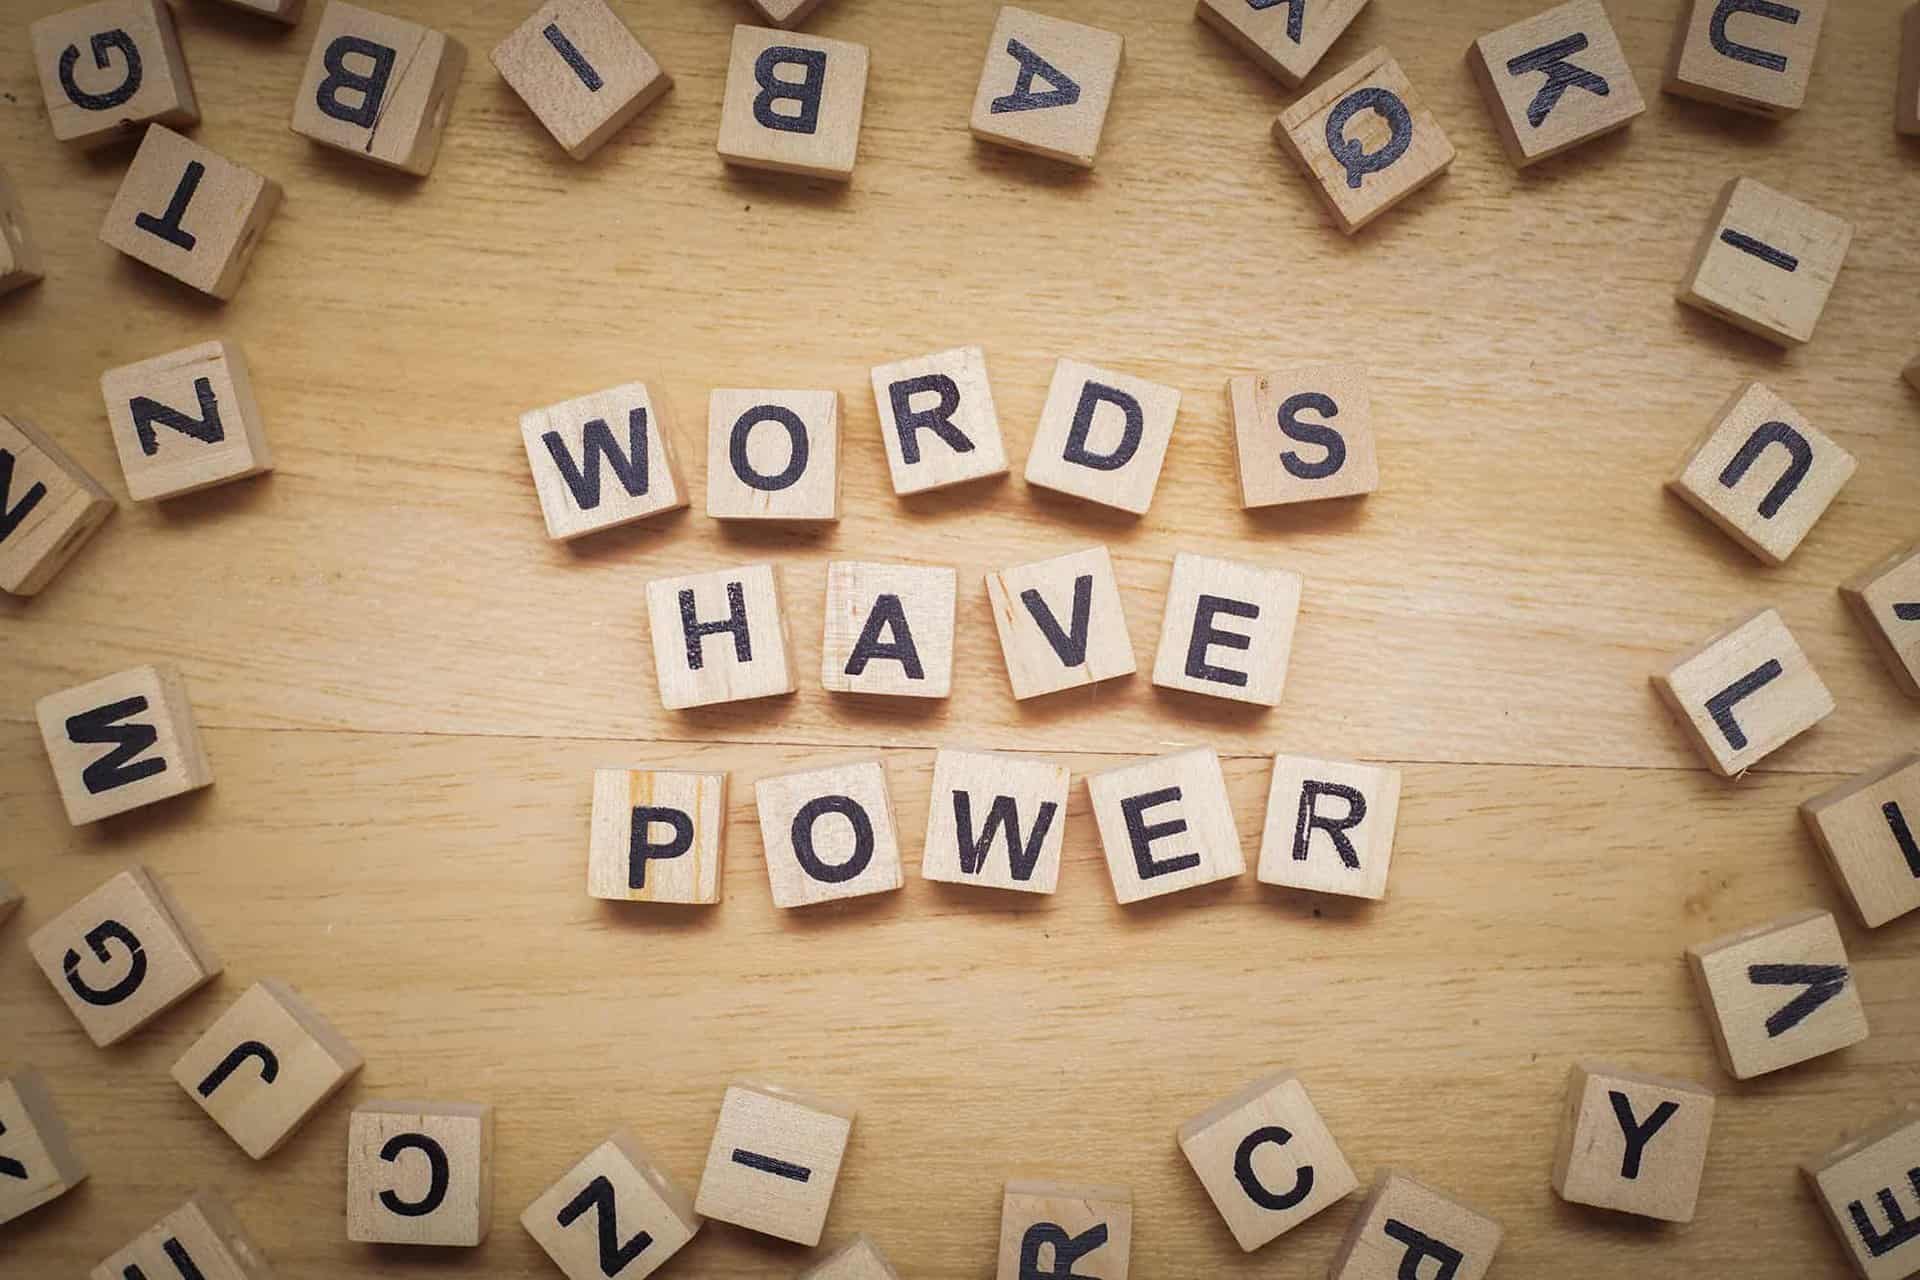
[1178,1071,1357,1252]
[0,413,114,597]
[1330,1171,1503,1280]
[716,25,869,181]
[1802,1106,1920,1280]
[347,1101,493,1246]
[1468,0,1646,168]
[0,1070,88,1226]
[1668,383,1853,564]
[522,1131,702,1280]
[1679,177,1851,347]
[645,564,795,709]
[1257,754,1402,901]
[102,341,274,501]
[522,382,690,541]
[1025,358,1180,516]
[31,0,198,150]
[292,1,468,176]
[91,1193,274,1280]
[969,6,1125,169]
[995,1181,1133,1279]
[1228,364,1379,508]
[1665,0,1828,118]
[1652,608,1832,777]
[695,1081,855,1246]
[588,768,727,905]
[1551,1062,1714,1222]
[1686,908,1868,1079]
[36,663,214,824]
[755,759,903,908]
[1087,746,1244,904]
[98,125,282,301]
[1152,552,1302,707]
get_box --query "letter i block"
[1330,1171,1502,1280]
[587,768,727,904]
[1227,364,1378,508]
[347,1101,494,1246]
[0,1070,88,1226]
[1665,0,1828,118]
[995,1181,1133,1279]
[645,564,795,709]
[1803,755,1920,929]
[0,413,114,597]
[1086,746,1244,904]
[1551,1063,1714,1222]
[521,382,689,541]
[1652,608,1832,777]
[922,748,1070,895]
[171,979,365,1159]
[36,663,214,824]
[706,389,840,522]
[1257,754,1401,901]
[1178,1071,1357,1251]
[1468,0,1646,168]
[1025,358,1180,516]
[985,546,1136,700]
[1679,177,1852,347]
[30,0,198,150]
[1668,383,1853,565]
[695,1082,855,1246]
[869,346,1009,496]
[716,25,870,181]
[292,1,468,176]
[755,759,903,908]
[1273,48,1455,235]
[1803,1106,1920,1280]
[492,0,672,160]
[1152,553,1302,707]
[970,6,1124,169]
[98,125,282,301]
[28,867,222,1047]
[102,341,274,501]
[0,169,45,296]
[821,561,957,698]
[804,1235,901,1279]
[1843,540,1920,699]
[1195,0,1368,89]
[522,1131,702,1280]
[1687,908,1868,1079]
[91,1193,274,1280]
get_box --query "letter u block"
[521,382,690,541]
[1551,1062,1714,1222]
[97,125,282,300]
[1025,358,1180,516]
[587,768,727,904]
[716,25,869,180]
[1178,1071,1357,1251]
[102,341,274,501]
[1802,1105,1920,1280]
[1668,382,1853,564]
[995,1180,1133,1279]
[1652,608,1832,776]
[754,759,903,908]
[1665,0,1828,118]
[31,0,198,149]
[347,1100,493,1246]
[292,1,467,176]
[0,1070,88,1226]
[0,412,114,598]
[36,663,214,824]
[90,1193,274,1280]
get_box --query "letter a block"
[1679,177,1851,347]
[970,7,1124,169]
[755,759,903,908]
[985,545,1136,700]
[347,1100,493,1246]
[0,1070,88,1226]
[522,382,689,541]
[645,564,795,709]
[870,345,1009,495]
[706,389,840,522]
[1652,608,1832,777]
[1330,1171,1502,1280]
[588,768,727,904]
[821,561,957,698]
[101,341,274,501]
[1803,1106,1920,1280]
[995,1181,1133,1279]
[1228,364,1378,508]
[1026,358,1180,516]
[491,0,672,160]
[1273,48,1455,235]
[1665,0,1827,118]
[36,663,214,824]
[1195,0,1368,89]
[922,748,1070,895]
[98,125,281,301]
[91,1193,274,1280]
[522,1131,702,1280]
[804,1235,901,1279]
[1152,553,1302,707]
[31,0,198,150]
[0,413,114,597]
[1087,746,1244,904]
[1668,383,1853,564]
[1842,540,1920,698]
[292,2,468,176]
[1687,909,1868,1079]
[0,170,45,296]
[170,979,365,1158]
[1803,755,1920,929]
[717,25,869,181]
[1258,754,1401,901]
[1551,1062,1714,1222]
[695,1081,854,1246]
[1469,0,1646,168]
[1178,1071,1357,1252]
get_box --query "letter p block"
[588,768,727,905]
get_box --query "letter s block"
[1686,908,1868,1079]
[97,125,283,301]
[101,340,274,501]
[995,1180,1133,1279]
[694,1081,855,1246]
[90,1193,274,1280]
[522,1131,702,1280]
[0,412,114,598]
[587,768,727,905]
[1177,1070,1357,1251]
[0,169,45,297]
[36,663,214,825]
[347,1100,493,1246]
[1678,176,1851,347]
[0,1069,88,1226]
[1665,0,1828,118]
[1802,1105,1920,1280]
[969,6,1125,169]
[292,1,468,176]
[1329,1170,1503,1280]
[1228,363,1378,509]
[1551,1062,1714,1222]
[716,25,869,181]
[1651,608,1832,777]
[30,0,198,150]
[1668,382,1853,565]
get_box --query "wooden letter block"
[1652,608,1832,777]
[0,413,113,597]
[707,389,839,522]
[1668,383,1853,564]
[1086,746,1244,905]
[31,0,197,149]
[716,25,869,181]
[821,561,956,698]
[1551,1062,1714,1222]
[985,546,1135,700]
[645,563,794,709]
[1025,358,1180,515]
[1152,553,1302,706]
[0,1070,88,1226]
[1469,0,1646,168]
[1803,755,1920,929]
[37,663,213,824]
[522,1131,701,1280]
[522,382,689,541]
[755,759,903,908]
[1902,5,1920,135]
[1803,1105,1920,1280]
[921,748,1070,895]
[347,1100,493,1246]
[804,1235,900,1279]
[969,7,1124,169]
[0,876,20,924]
[492,0,671,160]
[1678,177,1851,347]
[1273,48,1455,235]
[0,169,45,296]
[1228,363,1377,508]
[1195,0,1367,89]
[870,345,1009,495]
[1842,539,1920,698]
[695,1081,854,1246]
[98,126,281,301]
[292,2,467,176]
[1665,0,1827,117]
[588,768,726,905]
[1687,908,1869,1078]
[101,341,273,501]
[170,978,365,1158]
[1257,754,1401,901]
[91,1193,273,1280]
[213,0,305,24]
[1177,1071,1357,1251]
[1330,1171,1503,1280]
[746,0,831,30]
[28,866,221,1047]
[996,1181,1132,1279]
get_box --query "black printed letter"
[1704,660,1782,751]
[629,806,694,890]
[844,594,924,680]
[63,919,146,1007]
[556,1175,654,1275]
[989,38,1081,114]
[378,1133,449,1217]
[133,162,204,252]
[1121,787,1200,880]
[679,581,751,670]
[1718,421,1812,519]
[542,409,651,511]
[58,29,142,111]
[728,405,809,493]
[131,378,224,456]
[887,375,974,465]
[66,696,165,795]
[196,1040,279,1097]
[1709,0,1801,73]
[1019,576,1093,667]
[1609,1090,1679,1180]
[1383,1219,1465,1280]
[1185,595,1258,687]
[1325,87,1411,189]
[1234,1126,1312,1210]
[1277,392,1347,480]
[1505,33,1610,127]
[791,794,874,884]
[317,36,396,128]
[952,792,1058,880]
[1293,781,1367,869]
[1062,382,1143,472]
[752,46,825,133]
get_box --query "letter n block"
[1803,755,1920,929]
[1686,908,1868,1079]
[30,0,198,150]
[1679,177,1851,347]
[922,748,1070,895]
[97,125,282,300]
[292,1,468,176]
[1330,1171,1503,1280]
[804,1235,901,1279]
[1668,383,1853,564]
[587,768,727,905]
[995,1181,1132,1279]
[1665,0,1828,118]
[706,389,840,522]
[1195,0,1368,89]
[491,0,672,160]
[645,563,795,709]
[90,1193,273,1280]
[36,663,214,824]
[101,341,273,501]
[0,413,114,597]
[1152,552,1301,706]
[1228,364,1378,508]
[695,1081,855,1246]
[522,382,689,541]
[870,346,1009,496]
[1257,754,1401,901]
[1652,607,1832,777]
[821,561,957,698]
[1842,539,1920,699]
[1177,1071,1357,1251]
[347,1100,493,1246]
[0,1070,88,1226]
[522,1131,702,1280]
[1086,746,1244,904]
[0,169,45,296]
[1551,1063,1714,1222]
[1468,0,1645,168]
[969,6,1125,169]
[716,25,869,181]
[985,545,1135,700]
[1802,1106,1920,1280]
[1025,358,1180,516]
[755,759,903,908]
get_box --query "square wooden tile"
[521,1131,701,1280]
[870,346,1009,496]
[645,563,794,709]
[1025,358,1180,516]
[587,768,727,904]
[755,759,903,908]
[0,413,114,597]
[1330,1170,1503,1280]
[1802,1105,1920,1280]
[1195,0,1368,88]
[1257,754,1402,900]
[1469,0,1645,167]
[1668,382,1853,565]
[31,0,198,149]
[1178,1071,1357,1251]
[101,340,273,501]
[985,546,1136,700]
[1652,607,1832,777]
[802,1235,900,1279]
[36,662,213,824]
[1842,539,1920,698]
[346,1100,493,1245]
[1152,552,1302,706]
[716,25,868,180]
[521,382,689,541]
[98,125,281,300]
[706,388,839,522]
[1802,755,1920,929]
[1678,176,1852,347]
[996,1180,1132,1278]
[1551,1062,1714,1221]
[746,0,832,30]
[0,168,46,295]
[1665,0,1827,117]
[0,1070,88,1226]
[1086,746,1244,904]
[90,1192,272,1280]
[820,561,956,697]
[921,748,1070,895]
[492,0,671,159]
[1687,909,1868,1079]
[292,1,468,176]
[969,6,1124,168]
[1227,363,1378,508]
[695,1081,854,1246]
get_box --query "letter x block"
[0,169,45,296]
[985,545,1136,700]
[922,748,1071,895]
[1843,539,1920,699]
[1195,0,1368,89]
[1178,1071,1357,1252]
[0,413,114,597]
[91,1193,274,1280]
[347,1100,494,1246]
[1679,177,1852,347]
[1228,364,1378,508]
[1330,1171,1503,1280]
[31,0,198,150]
[587,768,727,905]
[969,6,1125,169]
[1687,908,1868,1079]
[522,382,689,541]
[706,389,840,522]
[36,663,214,824]
[1026,358,1180,516]
[1257,754,1402,901]
[820,561,957,698]
[292,1,468,176]
[491,0,672,160]
[1086,746,1244,904]
[716,25,869,181]
[1469,0,1646,168]
[0,1070,88,1226]
[695,1081,855,1246]
[869,345,1009,495]
[1653,608,1832,777]
[98,125,282,300]
[1803,1106,1920,1280]
[1668,383,1853,565]
[1665,0,1828,118]
[995,1181,1133,1279]
[101,341,274,501]
[645,564,795,709]
[522,1131,702,1280]
[1152,552,1302,707]
[804,1235,901,1279]
[755,759,903,908]
[1803,755,1920,929]
[1551,1062,1714,1222]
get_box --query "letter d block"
[0,1070,88,1226]
[91,1193,274,1280]
[1551,1062,1714,1222]
[1842,539,1920,699]
[30,0,198,150]
[98,125,282,301]
[716,25,869,181]
[1686,908,1868,1079]
[1257,754,1401,901]
[521,382,690,541]
[37,663,214,824]
[102,341,274,501]
[1087,746,1244,905]
[491,0,672,161]
[0,169,45,296]
[0,413,114,598]
[522,1131,702,1280]
[1330,1171,1503,1280]
[870,346,1009,496]
[1652,608,1832,777]
[588,768,727,905]
[695,1082,855,1246]
[347,1101,493,1246]
[1228,364,1378,509]
[985,545,1136,701]
[755,759,903,908]
[645,564,795,709]
[969,7,1124,169]
[1665,0,1827,118]
[1803,755,1920,928]
[1679,177,1851,347]
[1152,552,1301,707]
[1025,358,1180,516]
[1802,1106,1920,1280]
[1178,1071,1357,1252]
[292,1,468,176]
[995,1181,1133,1280]
[1668,383,1853,565]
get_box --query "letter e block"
[1258,754,1401,901]
[98,125,281,300]
[821,561,956,698]
[995,1180,1132,1279]
[0,413,114,597]
[1228,364,1378,508]
[1668,383,1853,565]
[1025,358,1180,516]
[1152,553,1301,706]
[969,7,1124,169]
[922,748,1070,895]
[1687,908,1868,1079]
[985,546,1135,700]
[522,1131,701,1280]
[1652,607,1832,777]
[870,346,1009,496]
[1178,1071,1357,1251]
[0,169,45,296]
[1087,746,1244,904]
[1469,0,1646,168]
[347,1100,493,1246]
[36,663,214,824]
[292,1,468,176]
[1802,1106,1920,1280]
[716,25,869,181]
[755,759,903,908]
[91,1193,273,1280]
[1802,755,1920,929]
[1195,0,1367,89]
[1678,177,1851,347]
[102,341,273,501]
[588,768,727,905]
[1665,0,1828,118]
[31,0,198,150]
[1330,1170,1503,1280]
[707,389,839,522]
[0,1070,88,1226]
[521,382,689,541]
[695,1081,854,1246]
[804,1235,901,1279]
[491,0,672,160]
[1842,540,1920,699]
[645,563,795,709]
[1551,1062,1714,1222]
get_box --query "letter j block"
[1652,608,1832,777]
[36,663,214,824]
[292,1,468,176]
[1678,177,1851,348]
[1665,0,1828,118]
[98,125,282,301]
[521,382,690,540]
[716,25,869,181]
[30,0,198,150]
[1177,1071,1357,1251]
[1551,1062,1714,1222]
[587,768,727,904]
[1668,383,1853,565]
[695,1081,855,1246]
[1802,1105,1920,1280]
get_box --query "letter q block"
[1178,1071,1357,1251]
[37,663,214,824]
[695,1081,855,1246]
[588,768,727,905]
[1551,1062,1714,1222]
[0,1070,88,1226]
[717,25,869,181]
[492,0,672,160]
[102,341,274,501]
[98,125,281,301]
[1802,1106,1920,1280]
[347,1100,494,1246]
[1652,608,1832,777]
[0,413,114,598]
[31,0,198,150]
[1273,48,1455,234]
[292,1,468,176]
[91,1193,274,1280]
[522,1131,702,1280]
[1668,383,1853,565]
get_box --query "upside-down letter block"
[37,663,213,824]
[746,0,831,31]
[645,563,795,709]
[1258,754,1401,901]
[695,1082,855,1246]
[922,748,1070,895]
[28,866,221,1047]
[1195,0,1367,88]
[0,1070,87,1226]
[171,979,365,1158]
[522,1131,702,1280]
[1152,553,1302,707]
[1178,1071,1357,1251]
[588,769,727,905]
[1902,6,1920,135]
[969,7,1124,169]
[803,1235,900,1279]
[985,546,1136,700]
[292,2,467,176]
[0,877,19,924]
[99,125,281,301]
[0,169,45,296]
[522,382,689,540]
[870,345,1009,495]
[492,0,671,160]
[1273,48,1455,235]
[1679,177,1851,348]
[755,760,903,908]
[1087,747,1244,904]
[1551,1062,1714,1222]
[1330,1171,1503,1280]
[707,389,839,522]
[1803,1106,1920,1280]
[1842,540,1920,698]
[821,561,957,698]
[1469,0,1645,168]
[1665,0,1827,117]
[1803,756,1920,929]
[996,1181,1133,1279]
[1228,364,1377,508]
[717,25,869,181]
[348,1101,493,1246]
[1652,608,1832,777]
[1026,359,1180,516]
[0,413,113,597]
[101,341,274,501]
[30,0,198,150]
[1668,383,1853,565]
[91,1193,273,1280]
[1687,909,1868,1079]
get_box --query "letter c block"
[1178,1071,1357,1252]
[347,1101,493,1246]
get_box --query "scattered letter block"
[0,169,45,295]
[1665,0,1827,117]
[1178,1071,1357,1251]
[1803,755,1920,929]
[1551,1062,1714,1222]
[91,1193,273,1280]
[985,545,1135,700]
[1678,177,1851,347]
[707,389,839,522]
[969,7,1124,169]
[645,563,795,709]
[821,561,957,698]
[213,0,305,24]
[1273,48,1455,234]
[747,0,830,30]
[101,341,273,501]
[1330,1170,1503,1280]
[755,759,903,908]
[1668,383,1853,564]
[1025,358,1180,516]
[0,876,19,924]
[1195,0,1367,89]
[1228,363,1377,508]
[1842,539,1920,698]
[588,768,727,905]
[1087,746,1244,904]
[716,25,869,181]
[0,1070,87,1226]
[347,1100,494,1246]
[492,0,671,160]
[804,1235,900,1279]
[98,125,280,301]
[292,2,468,176]
[1687,908,1868,1078]
[1152,552,1302,706]
[31,0,197,150]
[522,1131,702,1280]
[0,413,113,597]
[170,978,364,1159]
[522,382,689,540]
[871,345,1009,495]
[29,866,221,1047]
[695,1081,854,1246]
[1902,6,1920,135]
[996,1180,1133,1279]
[1803,1105,1920,1280]
[1653,608,1832,777]
[37,663,213,824]
[922,748,1070,895]
[1258,754,1401,901]
[1469,0,1645,168]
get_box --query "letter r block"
[1025,358,1181,516]
[1668,383,1853,565]
[1802,1106,1920,1280]
[521,382,690,541]
[0,412,114,597]
[1551,1063,1714,1222]
[1152,552,1302,707]
[0,1070,88,1226]
[522,1131,702,1280]
[1257,754,1401,901]
[1178,1071,1357,1251]
[347,1100,493,1246]
[995,1181,1133,1279]
[695,1081,855,1246]
[1665,0,1828,118]
[490,0,672,160]
[292,1,468,176]
[97,125,282,300]
[969,6,1125,169]
[1686,909,1868,1079]
[90,1193,274,1280]
[1196,0,1369,89]
[985,545,1136,701]
[869,346,1009,496]
[1678,177,1851,347]
[1086,746,1244,904]
[101,341,274,501]
[716,25,869,181]
[587,768,727,905]
[644,564,795,709]
[1228,364,1378,508]
[1329,1170,1503,1280]
[754,759,903,908]
[1652,607,1832,777]
[30,0,198,149]
[1468,0,1646,168]
[36,663,214,824]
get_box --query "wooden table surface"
[3,0,1917,1275]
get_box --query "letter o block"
[36,663,214,825]
[969,6,1125,169]
[0,1070,88,1226]
[292,1,468,176]
[1652,608,1833,777]
[716,25,869,181]
[1802,1106,1920,1280]
[347,1101,493,1246]
[1665,0,1828,118]
[1178,1071,1357,1252]
[706,389,840,522]
[90,1193,274,1280]
[1329,1170,1503,1280]
[1668,383,1853,565]
[30,0,198,150]
[995,1181,1133,1279]
[1551,1062,1714,1222]
[98,125,282,301]
[754,759,903,908]
[587,768,727,905]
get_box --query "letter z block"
[347,1101,493,1246]
[1668,382,1853,564]
[522,1131,701,1280]
[970,6,1124,169]
[1195,0,1368,89]
[1152,552,1301,706]
[1025,358,1180,515]
[706,389,839,522]
[1687,908,1868,1079]
[1679,177,1851,347]
[755,759,903,908]
[1257,754,1401,901]
[1652,607,1832,777]
[102,341,274,501]
[804,1235,901,1279]
[870,345,1009,495]
[1331,1171,1502,1280]
[1228,363,1378,508]
[995,1181,1132,1279]
[985,545,1136,700]
[1665,0,1828,118]
[0,169,45,296]
[695,1081,854,1246]
[0,1070,88,1226]
[716,25,869,181]
[1086,746,1244,904]
[1802,755,1920,929]
[1469,0,1646,168]
[645,563,795,709]
[1178,1071,1357,1251]
[821,561,957,698]
[91,1193,274,1280]
[922,747,1071,895]
[1842,540,1920,699]
[98,125,282,301]
[36,663,214,824]
[1802,1106,1920,1280]
[522,382,689,541]
[31,0,198,150]
[292,1,468,176]
[492,0,672,160]
[0,413,114,597]
[587,768,727,904]
[1551,1062,1714,1222]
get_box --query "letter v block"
[1551,1062,1714,1222]
[521,382,690,541]
[292,1,468,176]
[347,1100,493,1246]
[102,341,274,501]
[985,545,1136,700]
[30,0,198,150]
[36,663,214,824]
[645,564,795,709]
[1330,1170,1503,1280]
[1178,1071,1357,1251]
[922,748,1071,895]
[1679,177,1852,347]
[1026,358,1181,516]
[588,768,727,904]
[522,1131,702,1280]
[1668,383,1853,564]
[98,125,282,301]
[995,1181,1133,1279]
[716,25,869,181]
[755,759,903,908]
[1196,0,1369,89]
[870,345,1009,496]
[1652,607,1833,777]
[0,1069,88,1226]
[1687,908,1868,1079]
[695,1081,855,1246]
[1802,1105,1920,1280]
[821,561,957,698]
[1665,0,1828,118]
[0,412,114,597]
[1469,0,1646,168]
[491,0,673,161]
[1257,754,1402,901]
[91,1192,274,1280]
[1086,746,1244,904]
[970,6,1124,169]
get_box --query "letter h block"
[347,1100,494,1246]
[90,1193,274,1280]
[292,1,468,176]
[754,759,903,908]
[0,1069,88,1226]
[36,663,214,824]
[101,341,274,501]
[995,1180,1133,1279]
[490,0,673,161]
[1086,746,1244,904]
[645,564,795,709]
[1178,1071,1357,1252]
[1025,358,1180,516]
[1468,0,1646,168]
[1803,1106,1920,1280]
[1551,1062,1714,1222]
[0,412,114,597]
[98,125,282,301]
[1330,1170,1503,1280]
[1652,608,1832,777]
[30,0,198,150]
[522,1131,702,1280]
[588,768,727,905]
[870,346,1010,496]
[1686,908,1868,1079]
[522,382,690,541]
[1668,383,1853,564]
[1257,754,1402,901]
[695,1081,855,1246]
[969,6,1125,169]
[1228,364,1378,508]
[1679,177,1852,347]
[1665,0,1828,118]
[717,25,869,181]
